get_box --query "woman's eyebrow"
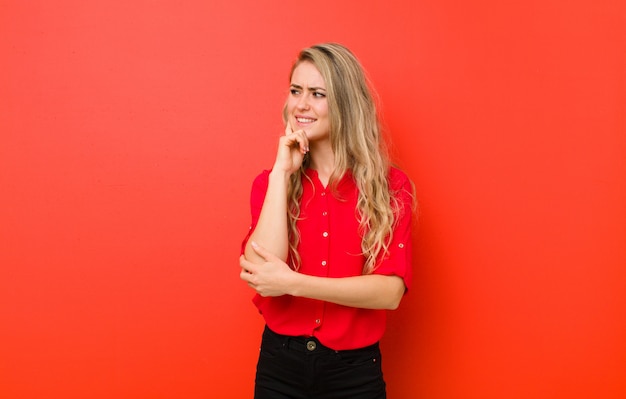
[290,83,326,92]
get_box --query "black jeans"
[254,326,386,399]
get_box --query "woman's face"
[285,61,330,143]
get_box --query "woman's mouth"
[296,116,316,124]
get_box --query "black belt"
[265,326,379,354]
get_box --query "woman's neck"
[308,142,335,187]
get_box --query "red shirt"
[242,167,413,350]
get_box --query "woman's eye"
[313,92,326,98]
[290,89,300,95]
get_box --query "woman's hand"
[240,241,297,297]
[273,122,309,175]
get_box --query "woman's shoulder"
[250,169,271,190]
[388,166,416,212]
[253,169,271,180]
[388,166,411,189]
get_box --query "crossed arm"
[240,241,405,310]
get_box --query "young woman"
[239,43,414,399]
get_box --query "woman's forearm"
[244,169,291,263]
[288,273,406,310]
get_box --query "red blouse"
[242,167,413,350]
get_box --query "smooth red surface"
[1,1,625,398]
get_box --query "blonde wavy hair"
[284,43,403,274]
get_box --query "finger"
[290,129,309,154]
[285,120,293,136]
[239,255,255,274]
[240,269,249,281]
[280,132,306,152]
[250,241,277,261]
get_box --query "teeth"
[297,117,315,123]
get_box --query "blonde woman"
[240,43,414,399]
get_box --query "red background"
[1,1,625,398]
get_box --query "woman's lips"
[296,116,316,124]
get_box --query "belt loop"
[283,336,291,351]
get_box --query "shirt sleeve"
[371,168,414,291]
[240,170,270,255]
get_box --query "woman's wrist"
[269,168,292,184]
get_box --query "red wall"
[1,1,625,398]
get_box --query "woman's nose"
[296,94,310,110]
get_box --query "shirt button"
[321,260,327,266]
[321,192,326,196]
[315,319,321,324]
[322,211,328,216]
[398,243,404,248]
[322,232,328,238]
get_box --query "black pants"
[254,326,386,399]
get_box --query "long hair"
[284,43,399,274]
